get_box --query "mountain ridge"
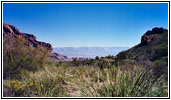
[3,23,68,61]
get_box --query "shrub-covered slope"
[117,27,168,78]
[3,24,68,79]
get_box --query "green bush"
[153,56,168,79]
[3,37,49,79]
[150,43,168,61]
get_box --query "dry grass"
[4,64,168,97]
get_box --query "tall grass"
[65,66,167,97]
[4,65,168,97]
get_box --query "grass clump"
[68,66,168,97]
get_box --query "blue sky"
[3,3,168,47]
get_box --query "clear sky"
[3,3,168,47]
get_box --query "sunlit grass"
[4,64,168,97]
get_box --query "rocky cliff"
[3,24,53,51]
[3,23,68,60]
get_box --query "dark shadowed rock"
[145,27,166,35]
[140,27,168,45]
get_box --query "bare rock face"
[140,27,167,45]
[3,23,53,51]
[3,24,21,37]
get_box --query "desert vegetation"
[2,2,169,98]
[3,39,168,97]
[3,36,50,79]
[3,61,168,97]
[3,25,168,97]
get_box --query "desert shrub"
[153,56,168,79]
[4,80,26,96]
[3,37,49,79]
[71,57,86,66]
[88,59,96,66]
[95,56,99,60]
[4,78,68,97]
[4,65,70,97]
[106,55,113,59]
[117,50,127,59]
[57,61,71,68]
[98,60,111,69]
[149,43,168,61]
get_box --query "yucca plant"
[73,66,167,97]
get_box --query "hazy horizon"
[54,47,130,58]
[3,3,168,47]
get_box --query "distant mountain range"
[54,47,129,58]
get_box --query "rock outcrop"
[116,27,168,79]
[3,23,68,60]
[140,27,168,45]
[3,24,53,51]
[117,27,168,60]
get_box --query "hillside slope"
[116,27,168,77]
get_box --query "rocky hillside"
[140,27,168,46]
[117,27,168,60]
[3,23,68,61]
[117,27,168,78]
